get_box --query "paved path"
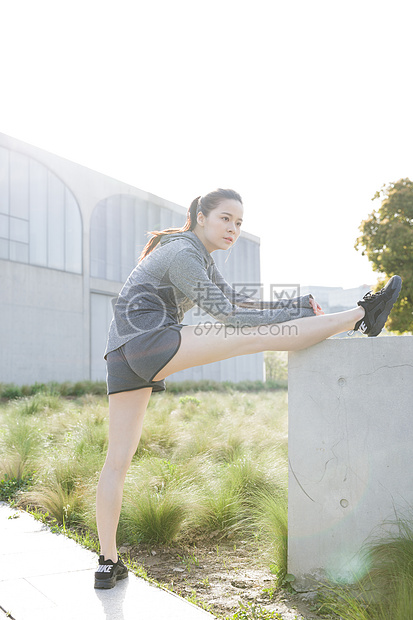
[0,502,215,619]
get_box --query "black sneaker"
[354,275,402,337]
[94,555,128,589]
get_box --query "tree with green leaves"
[355,178,413,333]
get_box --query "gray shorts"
[106,325,183,395]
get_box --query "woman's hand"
[309,297,325,316]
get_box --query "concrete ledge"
[287,336,413,590]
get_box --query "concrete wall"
[288,336,413,590]
[0,260,85,383]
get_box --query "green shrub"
[0,381,107,400]
[179,395,201,406]
[20,453,99,526]
[0,379,287,401]
[13,392,62,416]
[0,475,33,501]
[0,383,24,399]
[195,482,242,535]
[226,457,276,502]
[252,491,288,583]
[73,418,108,459]
[23,484,86,526]
[165,379,286,394]
[120,486,188,544]
[319,518,413,619]
[0,416,42,481]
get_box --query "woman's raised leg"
[153,307,365,380]
[96,387,152,562]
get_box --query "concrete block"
[288,336,413,590]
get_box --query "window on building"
[90,195,184,282]
[0,146,82,273]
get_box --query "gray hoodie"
[104,231,314,358]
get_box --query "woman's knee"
[104,449,134,477]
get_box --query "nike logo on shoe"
[358,321,368,333]
[96,564,112,573]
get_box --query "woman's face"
[195,199,243,253]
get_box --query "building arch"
[90,194,184,282]
[0,146,82,273]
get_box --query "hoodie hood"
[159,231,212,265]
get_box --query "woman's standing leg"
[96,387,152,562]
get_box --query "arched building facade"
[0,132,264,386]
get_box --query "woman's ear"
[197,212,205,227]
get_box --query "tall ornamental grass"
[1,388,289,575]
[319,518,413,619]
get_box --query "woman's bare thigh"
[106,387,152,470]
[152,322,289,380]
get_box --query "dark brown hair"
[138,188,242,261]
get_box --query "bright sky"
[1,0,412,290]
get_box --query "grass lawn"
[1,385,413,619]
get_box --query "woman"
[94,188,402,589]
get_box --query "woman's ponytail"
[138,189,242,263]
[138,195,202,262]
[187,196,201,230]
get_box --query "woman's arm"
[168,248,315,326]
[212,266,314,310]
